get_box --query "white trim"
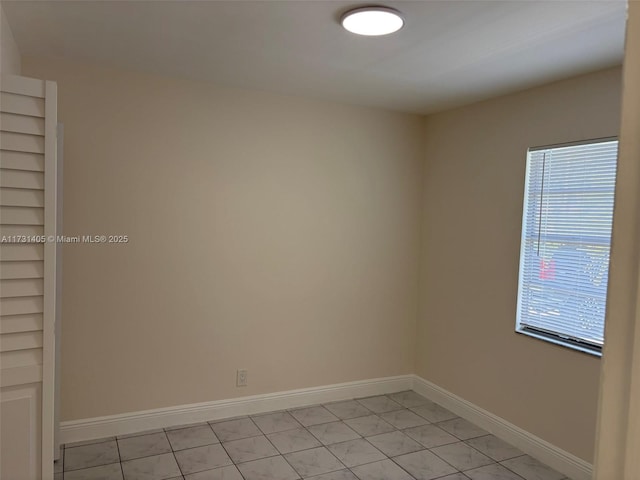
[59,375,413,444]
[53,123,64,460]
[412,375,593,480]
[41,80,57,480]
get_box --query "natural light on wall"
[515,139,619,355]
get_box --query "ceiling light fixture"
[341,6,404,36]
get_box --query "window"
[516,138,618,355]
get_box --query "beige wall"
[21,52,623,462]
[21,56,424,421]
[0,4,20,75]
[416,67,622,462]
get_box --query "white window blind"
[516,139,618,354]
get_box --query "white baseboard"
[60,374,413,444]
[411,375,593,480]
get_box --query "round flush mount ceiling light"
[341,6,404,36]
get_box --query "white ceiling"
[2,0,627,114]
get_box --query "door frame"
[41,80,58,480]
[593,2,640,478]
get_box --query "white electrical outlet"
[236,369,248,387]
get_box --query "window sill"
[515,327,603,357]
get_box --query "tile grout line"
[171,448,185,480]
[497,455,539,480]
[166,423,187,480]
[259,424,304,480]
[114,436,125,480]
[228,408,354,478]
[216,417,256,480]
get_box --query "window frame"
[515,136,618,357]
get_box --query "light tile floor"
[54,390,571,480]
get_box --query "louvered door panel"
[1,188,45,207]
[0,225,45,238]
[1,74,56,480]
[0,151,44,172]
[1,206,45,225]
[0,279,45,298]
[0,92,45,117]
[1,244,44,261]
[1,331,44,351]
[1,132,45,154]
[0,168,45,189]
[1,313,43,334]
[0,113,45,136]
[1,348,43,369]
[0,295,44,316]
[0,260,44,279]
